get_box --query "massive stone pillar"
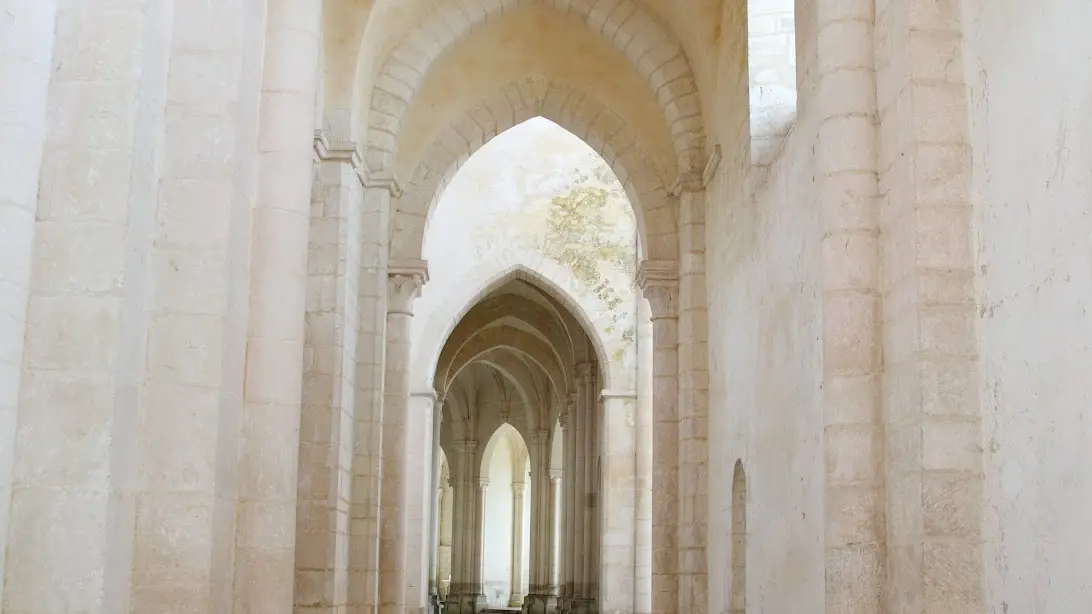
[636,262,680,614]
[295,130,365,614]
[874,2,983,612]
[4,1,169,610]
[348,174,398,614]
[812,1,886,611]
[0,3,57,598]
[379,262,428,614]
[599,391,637,614]
[509,480,527,607]
[236,1,322,611]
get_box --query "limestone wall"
[963,0,1092,610]
[705,111,825,613]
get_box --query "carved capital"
[637,260,679,320]
[477,477,490,490]
[388,259,429,315]
[549,469,563,481]
[558,411,570,429]
[576,362,594,379]
[511,482,526,495]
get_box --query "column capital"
[512,482,526,495]
[454,439,478,455]
[576,362,596,381]
[558,411,570,429]
[388,259,429,316]
[477,477,490,490]
[637,260,679,320]
[549,469,562,481]
[529,428,550,445]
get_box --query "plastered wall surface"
[962,0,1092,610]
[706,114,825,614]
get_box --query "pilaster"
[875,1,983,612]
[296,130,365,614]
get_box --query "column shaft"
[548,471,563,592]
[297,134,365,614]
[634,296,654,614]
[572,371,587,602]
[677,189,708,614]
[428,397,445,612]
[236,1,322,612]
[581,365,598,605]
[4,2,167,611]
[874,1,983,612]
[378,266,427,614]
[560,408,575,609]
[474,479,489,591]
[510,482,527,606]
[348,179,394,614]
[637,263,680,614]
[0,2,57,598]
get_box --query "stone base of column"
[509,593,526,608]
[521,593,559,614]
[446,592,488,614]
[430,590,443,614]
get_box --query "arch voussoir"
[390,75,677,262]
[365,0,706,176]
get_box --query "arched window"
[730,460,747,614]
[747,0,798,166]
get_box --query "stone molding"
[388,259,429,316]
[454,439,478,455]
[669,144,721,195]
[599,389,637,400]
[313,130,361,167]
[637,260,680,320]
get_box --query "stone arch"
[440,326,569,403]
[481,423,529,481]
[413,257,617,393]
[392,76,675,262]
[730,459,747,614]
[365,0,706,176]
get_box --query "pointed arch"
[481,423,529,481]
[364,0,705,176]
[391,76,675,262]
[413,259,616,394]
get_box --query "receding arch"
[481,422,529,481]
[364,0,705,176]
[414,261,616,394]
[730,460,747,614]
[392,77,675,262]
